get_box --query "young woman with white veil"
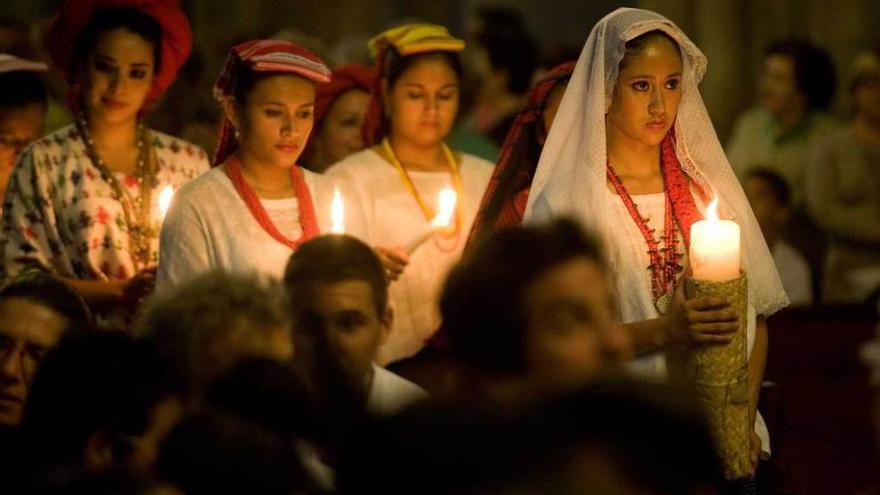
[524,8,789,480]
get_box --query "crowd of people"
[0,1,879,493]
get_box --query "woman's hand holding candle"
[376,246,409,281]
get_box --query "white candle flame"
[158,185,175,220]
[331,187,345,234]
[431,188,457,227]
[705,196,719,221]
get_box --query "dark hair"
[284,234,388,316]
[157,409,313,494]
[21,333,179,470]
[0,71,47,111]
[73,8,162,76]
[745,166,792,205]
[0,271,93,335]
[384,49,464,90]
[232,66,310,106]
[440,218,605,375]
[475,7,538,94]
[766,38,837,111]
[135,270,288,395]
[621,29,680,70]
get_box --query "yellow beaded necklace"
[381,137,464,236]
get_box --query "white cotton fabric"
[326,149,493,365]
[524,7,788,320]
[366,364,429,417]
[156,166,340,290]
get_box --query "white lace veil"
[524,8,789,317]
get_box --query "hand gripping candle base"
[687,197,749,480]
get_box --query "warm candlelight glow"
[158,185,175,221]
[404,188,459,254]
[331,187,345,234]
[689,196,741,281]
[431,188,457,228]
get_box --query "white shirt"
[157,166,339,290]
[327,149,493,364]
[366,364,428,417]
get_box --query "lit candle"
[404,188,457,254]
[330,187,345,234]
[158,185,175,222]
[689,197,741,281]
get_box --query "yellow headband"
[368,23,465,58]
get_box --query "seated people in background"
[744,168,813,306]
[284,235,427,418]
[806,51,880,304]
[134,271,292,398]
[20,332,180,484]
[467,60,574,247]
[301,63,373,173]
[726,38,839,206]
[0,54,48,202]
[440,219,630,403]
[0,271,92,428]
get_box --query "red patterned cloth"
[212,39,331,166]
[48,0,192,113]
[313,63,374,126]
[466,62,575,248]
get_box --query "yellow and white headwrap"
[362,23,465,146]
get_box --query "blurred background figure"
[463,6,538,148]
[301,64,374,173]
[0,54,47,203]
[806,51,880,305]
[441,219,630,403]
[743,167,813,306]
[135,271,292,400]
[727,38,839,206]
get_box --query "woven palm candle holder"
[686,271,749,480]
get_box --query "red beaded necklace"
[224,154,320,250]
[606,158,684,313]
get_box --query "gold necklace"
[380,138,464,236]
[76,113,156,270]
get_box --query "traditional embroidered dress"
[157,39,334,290]
[467,61,575,248]
[1,125,208,280]
[523,8,789,456]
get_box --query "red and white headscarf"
[212,39,331,166]
[48,0,192,113]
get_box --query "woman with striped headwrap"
[157,40,339,290]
